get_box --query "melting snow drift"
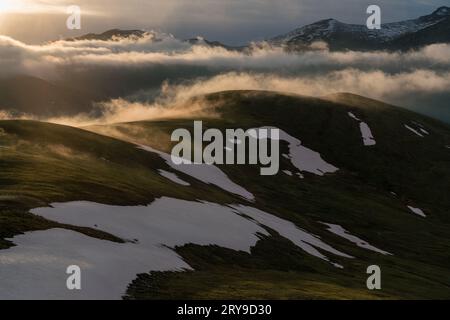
[321,223,391,255]
[404,125,424,137]
[0,228,191,300]
[348,112,361,121]
[139,145,254,201]
[359,123,376,146]
[249,128,338,176]
[407,205,427,218]
[347,112,376,146]
[0,197,354,299]
[158,169,190,186]
[232,205,352,268]
[278,129,339,176]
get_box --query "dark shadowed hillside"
[0,75,100,117]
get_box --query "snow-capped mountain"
[270,6,450,51]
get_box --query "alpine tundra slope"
[0,91,449,299]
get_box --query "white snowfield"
[0,197,355,299]
[407,205,427,218]
[271,8,449,45]
[139,145,254,201]
[321,223,391,255]
[404,124,424,137]
[347,112,376,146]
[249,127,339,176]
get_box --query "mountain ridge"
[269,6,450,51]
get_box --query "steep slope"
[270,6,450,51]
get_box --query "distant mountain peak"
[68,29,148,41]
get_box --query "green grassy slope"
[89,91,450,299]
[0,120,239,249]
[1,91,449,299]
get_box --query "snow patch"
[139,145,254,201]
[283,170,293,176]
[347,112,376,146]
[348,112,361,121]
[0,198,267,299]
[0,229,191,300]
[434,7,450,16]
[232,205,353,268]
[407,205,426,218]
[272,12,448,45]
[321,223,391,255]
[404,125,424,137]
[419,128,429,135]
[280,129,339,176]
[359,122,376,146]
[254,128,338,176]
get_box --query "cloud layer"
[1,32,450,123]
[2,0,449,45]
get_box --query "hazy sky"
[0,0,449,44]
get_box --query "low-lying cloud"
[1,32,450,123]
[2,32,450,76]
[36,69,449,127]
